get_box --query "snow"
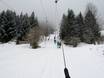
[100,30,104,36]
[0,34,104,78]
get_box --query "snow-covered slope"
[0,34,104,78]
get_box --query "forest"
[0,3,103,48]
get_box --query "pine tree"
[61,9,75,39]
[60,9,81,47]
[67,9,75,37]
[5,10,16,41]
[0,10,16,43]
[0,10,16,42]
[60,14,68,40]
[29,12,38,28]
[83,10,95,44]
[17,13,30,41]
[0,11,6,42]
[0,10,39,44]
[83,3,101,44]
[76,12,84,42]
[22,13,30,37]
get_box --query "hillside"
[0,34,104,78]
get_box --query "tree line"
[0,10,38,43]
[60,3,101,47]
[0,9,55,48]
[0,3,102,48]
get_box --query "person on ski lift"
[57,38,61,48]
[54,36,56,44]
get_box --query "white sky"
[0,0,104,25]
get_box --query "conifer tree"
[60,14,68,40]
[83,3,101,44]
[0,11,6,42]
[76,12,84,42]
[5,10,16,41]
[0,10,39,44]
[0,10,16,42]
[30,12,38,28]
[60,9,81,47]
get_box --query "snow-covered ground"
[0,34,104,78]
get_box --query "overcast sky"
[0,0,104,25]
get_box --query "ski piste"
[0,34,104,78]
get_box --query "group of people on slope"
[54,36,61,48]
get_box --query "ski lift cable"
[39,0,48,23]
[54,0,67,68]
[39,0,49,47]
[54,0,59,40]
[0,0,15,11]
[61,42,67,67]
[55,1,67,66]
[54,0,71,78]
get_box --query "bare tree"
[26,26,42,48]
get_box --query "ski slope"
[0,34,104,78]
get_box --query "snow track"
[0,34,104,78]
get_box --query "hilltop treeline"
[60,3,101,47]
[0,10,38,43]
[0,10,55,48]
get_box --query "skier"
[54,36,56,44]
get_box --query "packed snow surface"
[0,34,104,78]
